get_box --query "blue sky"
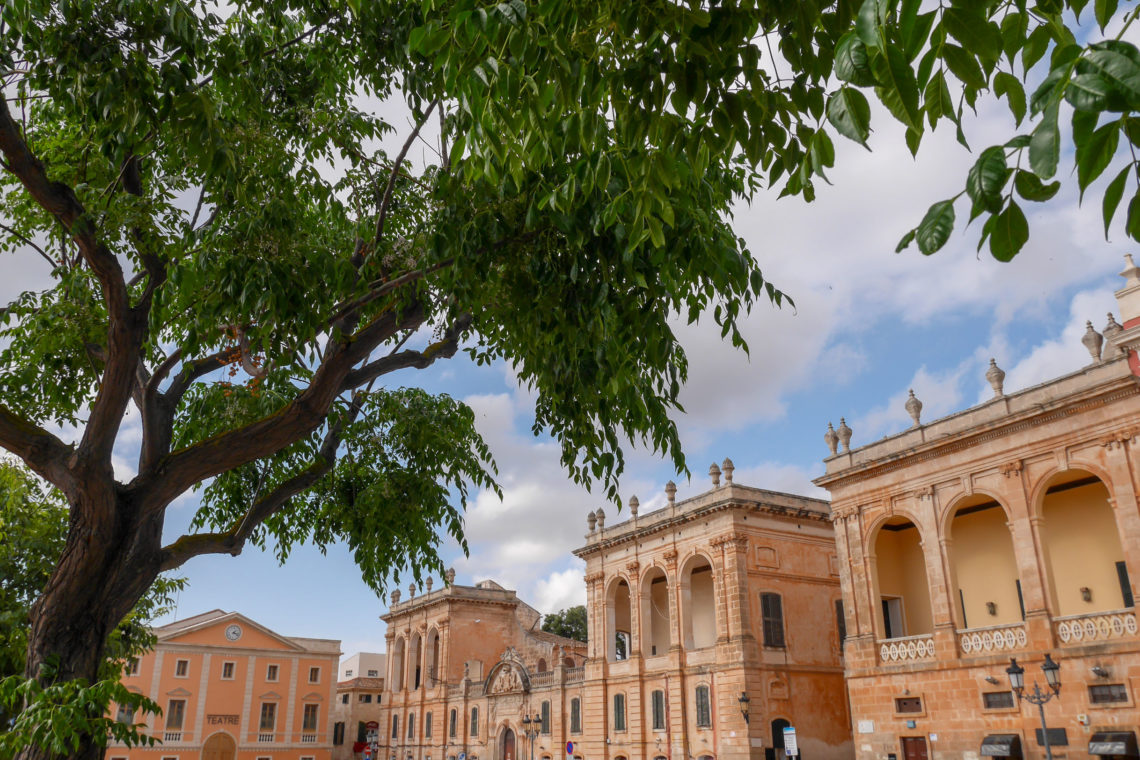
[2,31,1135,662]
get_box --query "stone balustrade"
[1054,609,1139,643]
[565,666,584,682]
[957,622,1028,655]
[878,633,936,663]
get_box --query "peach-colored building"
[109,609,341,760]
[814,260,1140,760]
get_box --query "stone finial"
[1082,320,1104,363]
[391,588,402,605]
[986,359,1006,398]
[905,389,923,426]
[587,510,597,532]
[628,494,639,517]
[721,458,734,483]
[665,480,677,505]
[408,582,416,599]
[709,462,721,487]
[837,418,852,452]
[445,567,456,585]
[824,422,839,455]
[595,507,605,528]
[1104,313,1124,356]
[426,577,434,592]
[1122,254,1140,286]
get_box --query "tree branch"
[374,99,439,248]
[340,312,471,390]
[0,221,56,268]
[0,404,75,492]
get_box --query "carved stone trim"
[1100,428,1138,450]
[1000,460,1023,478]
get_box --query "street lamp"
[521,712,541,760]
[1007,656,1062,760]
[738,692,751,725]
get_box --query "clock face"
[224,624,242,642]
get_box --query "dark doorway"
[501,727,517,760]
[901,737,928,760]
[766,718,791,760]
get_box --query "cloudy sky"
[3,50,1134,661]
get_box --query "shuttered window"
[652,690,666,730]
[695,685,711,727]
[761,593,785,648]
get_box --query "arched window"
[873,517,933,638]
[607,579,632,661]
[947,495,1022,628]
[641,568,672,655]
[537,658,548,672]
[768,718,790,760]
[651,689,666,730]
[760,593,785,648]
[409,632,423,689]
[613,693,626,732]
[695,684,711,727]
[408,712,416,739]
[392,714,399,739]
[570,698,581,733]
[563,656,574,667]
[391,637,406,691]
[449,709,457,738]
[541,701,551,734]
[470,707,479,736]
[425,712,433,738]
[427,628,441,687]
[681,555,717,649]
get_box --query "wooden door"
[900,737,928,760]
[202,732,236,760]
[501,727,516,760]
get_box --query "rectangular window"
[471,707,479,736]
[426,712,433,738]
[376,693,383,704]
[174,659,189,678]
[342,694,349,704]
[449,709,457,738]
[982,691,1015,709]
[761,593,785,648]
[392,715,399,739]
[408,712,416,739]
[334,722,345,746]
[116,704,135,724]
[360,694,372,703]
[695,685,711,728]
[345,669,353,677]
[614,694,626,732]
[570,699,581,734]
[309,666,321,683]
[221,661,235,679]
[259,703,277,732]
[167,699,186,730]
[835,599,847,646]
[358,721,367,743]
[368,669,379,677]
[652,690,666,730]
[1118,561,1134,608]
[303,704,319,732]
[882,597,904,638]
[541,701,550,734]
[1090,683,1129,704]
[895,697,922,713]
[266,663,279,681]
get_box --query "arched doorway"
[500,726,517,760]
[202,732,236,760]
[873,516,933,638]
[767,718,790,760]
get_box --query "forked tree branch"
[0,405,76,492]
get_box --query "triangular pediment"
[260,690,283,700]
[157,611,307,652]
[301,692,323,701]
[167,687,192,697]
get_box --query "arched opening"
[409,632,423,689]
[873,517,933,638]
[947,494,1022,628]
[499,727,517,760]
[606,578,632,661]
[563,656,574,667]
[767,719,790,760]
[640,567,672,656]
[391,637,406,691]
[426,628,440,687]
[1040,470,1131,615]
[536,658,548,673]
[681,555,717,649]
[202,732,236,760]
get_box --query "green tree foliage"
[541,605,588,643]
[0,0,1129,755]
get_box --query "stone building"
[574,472,853,760]
[333,671,386,760]
[375,576,588,760]
[109,609,341,760]
[814,257,1140,760]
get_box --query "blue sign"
[566,743,574,754]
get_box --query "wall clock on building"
[224,624,242,641]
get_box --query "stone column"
[1103,437,1140,605]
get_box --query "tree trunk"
[17,481,163,760]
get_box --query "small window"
[167,699,186,730]
[614,693,626,732]
[259,702,277,731]
[449,708,457,738]
[835,599,847,646]
[342,694,349,704]
[221,661,236,679]
[471,707,479,736]
[426,711,433,738]
[1090,683,1129,704]
[303,704,319,732]
[357,721,367,743]
[368,669,379,677]
[652,690,666,730]
[361,694,373,703]
[541,701,551,734]
[570,698,581,734]
[174,659,189,678]
[266,664,279,681]
[334,722,346,745]
[760,593,785,648]
[161,756,178,760]
[377,693,383,703]
[116,704,135,724]
[895,697,922,713]
[309,666,321,683]
[695,685,711,727]
[982,691,1015,709]
[125,658,140,676]
[408,712,416,739]
[392,714,400,739]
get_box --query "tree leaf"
[915,199,956,254]
[1127,192,1140,243]
[1102,164,1131,239]
[924,70,954,128]
[966,146,1009,213]
[944,8,1003,66]
[989,200,1029,261]
[872,44,923,133]
[827,86,872,147]
[1096,0,1120,32]
[1013,170,1061,202]
[943,44,988,90]
[993,71,1026,125]
[1029,102,1060,178]
[1075,120,1120,197]
[834,32,877,86]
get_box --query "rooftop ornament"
[1083,321,1104,363]
[986,358,1006,398]
[665,480,677,506]
[905,389,923,427]
[595,507,606,529]
[824,422,839,455]
[1104,313,1124,356]
[709,462,721,487]
[445,567,456,585]
[628,494,639,518]
[722,458,735,483]
[837,418,852,452]
[587,511,597,533]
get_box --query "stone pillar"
[998,462,1053,648]
[1104,438,1140,604]
[663,549,681,654]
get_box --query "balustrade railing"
[957,622,1028,655]
[258,733,274,743]
[1054,609,1138,643]
[564,666,584,682]
[301,733,317,743]
[530,671,555,687]
[163,731,182,742]
[878,633,935,663]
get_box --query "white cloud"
[533,566,586,614]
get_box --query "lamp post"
[1007,655,1062,760]
[738,692,751,725]
[521,713,541,760]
